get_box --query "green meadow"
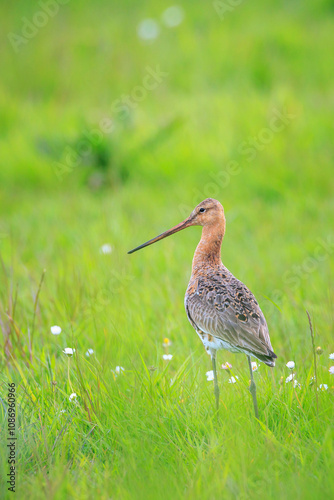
[1,0,334,498]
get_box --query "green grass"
[1,0,334,498]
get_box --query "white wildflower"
[161,6,184,28]
[286,361,295,370]
[51,325,61,335]
[228,376,239,384]
[162,354,173,361]
[112,366,125,378]
[206,370,214,381]
[63,348,75,356]
[100,243,112,254]
[329,366,334,375]
[137,19,160,41]
[319,384,328,391]
[221,362,232,370]
[251,362,258,372]
[69,393,77,402]
[329,353,334,360]
[293,379,301,388]
[85,348,94,357]
[162,337,172,347]
[285,373,295,383]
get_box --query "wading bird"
[128,199,276,417]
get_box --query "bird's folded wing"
[186,292,273,356]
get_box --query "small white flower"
[329,366,334,374]
[59,409,66,414]
[161,6,184,28]
[162,338,172,347]
[285,373,295,383]
[100,243,112,255]
[162,354,173,361]
[228,376,239,384]
[286,361,295,370]
[115,366,124,374]
[221,362,232,370]
[137,19,160,41]
[206,370,214,381]
[319,384,328,391]
[69,393,77,402]
[51,325,61,335]
[63,348,75,356]
[85,348,94,357]
[251,362,258,372]
[329,353,334,360]
[293,379,301,388]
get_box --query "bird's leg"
[211,350,220,412]
[247,355,259,419]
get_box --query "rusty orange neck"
[192,220,225,273]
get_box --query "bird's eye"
[199,208,206,213]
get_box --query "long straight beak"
[128,218,193,254]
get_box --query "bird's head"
[128,198,225,254]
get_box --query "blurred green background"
[1,0,333,338]
[1,0,334,499]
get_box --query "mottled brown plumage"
[185,268,276,363]
[128,198,277,416]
